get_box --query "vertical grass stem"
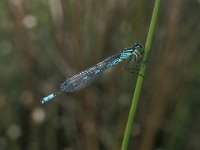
[121,0,161,149]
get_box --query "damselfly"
[41,42,143,104]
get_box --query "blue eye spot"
[133,43,142,49]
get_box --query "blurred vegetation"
[0,0,200,150]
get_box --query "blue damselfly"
[41,43,143,104]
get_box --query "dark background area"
[0,0,200,150]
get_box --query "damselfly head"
[133,42,143,50]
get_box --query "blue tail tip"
[41,93,55,104]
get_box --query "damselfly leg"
[124,52,143,74]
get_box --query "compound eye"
[134,43,142,49]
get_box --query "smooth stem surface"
[121,0,161,150]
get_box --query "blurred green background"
[0,0,200,150]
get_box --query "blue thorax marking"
[119,49,133,60]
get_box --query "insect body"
[41,43,143,104]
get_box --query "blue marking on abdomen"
[41,94,55,104]
[83,76,88,80]
[95,70,101,74]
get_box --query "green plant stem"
[121,0,161,150]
